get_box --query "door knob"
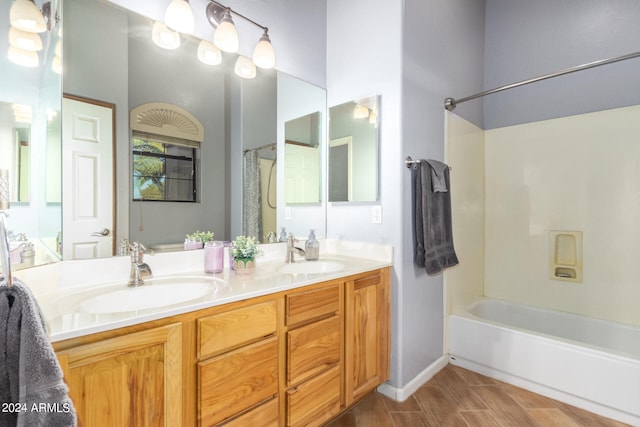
[91,228,111,237]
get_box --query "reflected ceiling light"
[213,9,238,53]
[197,40,222,65]
[52,54,61,74]
[353,104,369,119]
[164,0,195,34]
[10,0,47,33]
[252,29,275,69]
[7,45,39,67]
[12,104,33,123]
[234,55,256,79]
[9,26,42,51]
[152,21,180,50]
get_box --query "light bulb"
[353,104,369,119]
[234,55,256,79]
[152,21,180,50]
[10,0,46,33]
[8,45,39,67]
[164,0,195,34]
[213,10,238,53]
[9,26,42,51]
[252,30,275,69]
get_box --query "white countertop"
[21,240,393,343]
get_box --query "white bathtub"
[449,298,640,426]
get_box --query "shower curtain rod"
[444,50,640,111]
[243,142,276,154]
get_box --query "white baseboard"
[377,355,448,402]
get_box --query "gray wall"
[483,0,640,129]
[400,0,485,387]
[127,13,228,245]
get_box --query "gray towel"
[412,160,459,275]
[0,278,77,427]
[425,159,449,192]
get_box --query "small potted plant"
[184,230,214,250]
[231,235,261,274]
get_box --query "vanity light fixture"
[9,26,42,51]
[212,9,239,53]
[152,21,181,50]
[10,0,47,33]
[252,29,275,69]
[8,45,39,67]
[164,0,195,34]
[206,0,276,72]
[353,104,370,119]
[234,55,257,79]
[197,40,222,65]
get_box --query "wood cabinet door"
[286,365,341,427]
[344,270,390,405]
[56,323,183,427]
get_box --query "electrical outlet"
[371,205,382,224]
[285,206,291,220]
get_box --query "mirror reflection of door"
[62,96,115,259]
[328,136,352,201]
[284,111,321,204]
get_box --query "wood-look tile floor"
[326,364,631,427]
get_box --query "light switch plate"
[371,205,382,224]
[285,206,291,220]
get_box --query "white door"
[62,97,114,259]
[284,144,319,203]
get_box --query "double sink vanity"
[22,240,392,426]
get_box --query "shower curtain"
[243,150,262,241]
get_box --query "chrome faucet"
[285,233,305,263]
[128,242,153,287]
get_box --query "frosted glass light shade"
[197,40,222,65]
[164,0,195,34]
[234,55,256,79]
[9,26,42,51]
[252,30,275,69]
[8,45,39,67]
[152,21,180,50]
[10,0,46,33]
[52,55,62,74]
[213,11,238,53]
[353,104,369,118]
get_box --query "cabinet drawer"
[286,365,341,427]
[222,397,278,427]
[199,337,278,426]
[287,315,340,386]
[286,283,340,325]
[198,300,276,358]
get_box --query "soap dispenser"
[305,229,319,261]
[279,227,288,242]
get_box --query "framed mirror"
[328,95,380,202]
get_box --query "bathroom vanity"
[41,243,391,426]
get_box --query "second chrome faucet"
[128,242,153,286]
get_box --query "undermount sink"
[277,260,345,275]
[78,277,218,314]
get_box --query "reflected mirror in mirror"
[328,95,379,202]
[0,103,31,203]
[284,111,321,204]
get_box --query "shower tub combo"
[449,298,640,426]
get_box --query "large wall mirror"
[58,0,326,258]
[0,0,62,272]
[328,95,380,202]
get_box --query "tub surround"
[449,298,640,426]
[16,239,392,342]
